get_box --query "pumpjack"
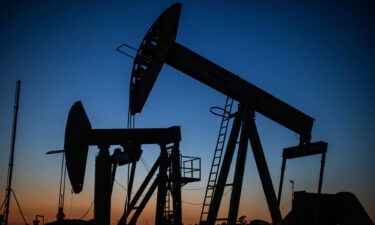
[123,3,373,225]
[55,101,200,225]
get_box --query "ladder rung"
[225,183,233,186]
[216,218,228,221]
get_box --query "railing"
[180,155,201,181]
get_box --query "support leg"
[227,109,251,225]
[171,143,182,225]
[94,145,111,225]
[318,152,326,194]
[248,113,282,224]
[156,146,168,225]
[277,158,286,206]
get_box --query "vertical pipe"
[171,142,182,225]
[94,145,111,225]
[277,158,287,207]
[57,153,65,221]
[155,146,168,225]
[318,152,326,194]
[4,80,21,225]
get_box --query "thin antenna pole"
[4,80,21,225]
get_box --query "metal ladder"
[164,189,172,223]
[199,96,234,224]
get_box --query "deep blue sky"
[0,1,374,224]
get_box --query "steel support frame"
[248,111,282,223]
[118,155,162,225]
[206,106,282,225]
[227,107,251,225]
[119,142,183,225]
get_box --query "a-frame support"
[118,141,183,225]
[206,105,282,225]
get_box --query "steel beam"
[166,42,313,145]
[90,126,181,145]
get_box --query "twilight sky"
[0,1,374,224]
